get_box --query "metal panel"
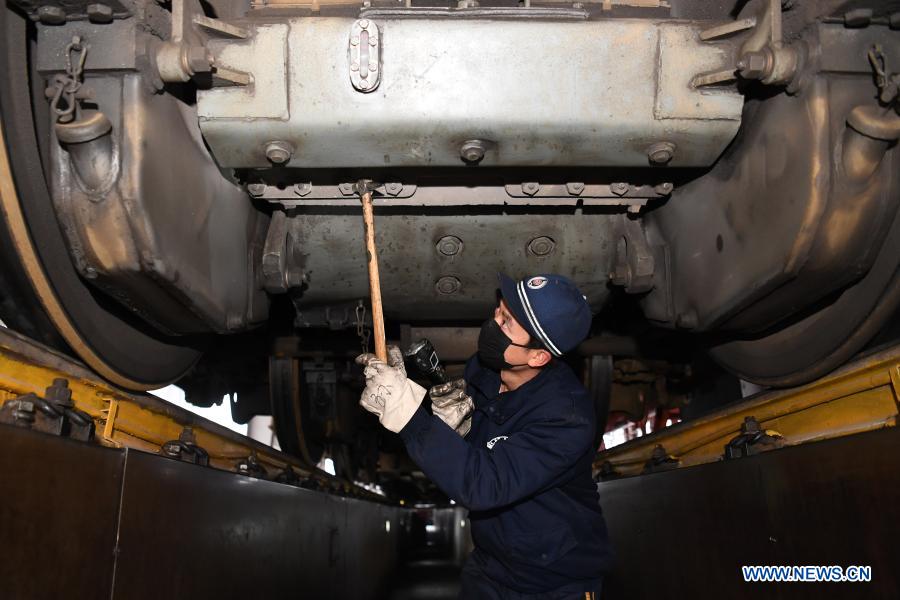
[112,450,402,599]
[287,211,615,319]
[0,426,123,600]
[198,18,742,168]
[598,426,900,598]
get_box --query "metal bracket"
[610,216,656,294]
[349,19,381,92]
[724,416,784,459]
[641,444,679,474]
[0,378,94,442]
[160,427,210,466]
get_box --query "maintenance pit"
[1,327,899,598]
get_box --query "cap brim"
[497,273,539,343]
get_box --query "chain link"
[355,300,371,355]
[49,35,88,123]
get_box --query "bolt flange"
[265,141,293,165]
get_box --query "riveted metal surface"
[599,425,900,598]
[198,18,742,168]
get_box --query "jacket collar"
[470,360,556,425]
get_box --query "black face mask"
[477,319,539,371]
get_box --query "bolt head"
[385,182,402,196]
[527,236,556,257]
[265,141,293,165]
[654,182,674,195]
[647,142,675,166]
[351,36,360,45]
[339,183,355,196]
[294,183,312,196]
[350,62,359,72]
[610,182,628,196]
[359,19,369,28]
[86,3,113,23]
[459,140,487,164]
[36,5,66,25]
[522,182,540,196]
[435,276,462,295]
[436,235,463,256]
[359,79,370,89]
[368,63,378,72]
[566,182,585,195]
[369,36,378,46]
[737,51,769,80]
[247,183,266,197]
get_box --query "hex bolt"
[369,63,378,72]
[350,62,359,72]
[435,276,462,295]
[294,182,312,197]
[351,36,360,46]
[566,182,585,195]
[86,3,113,23]
[247,183,266,197]
[436,235,463,256]
[359,79,370,90]
[265,141,293,165]
[610,182,629,196]
[654,182,674,195]
[385,182,403,196]
[11,399,36,427]
[36,5,67,24]
[84,266,98,279]
[527,236,556,257]
[459,139,488,164]
[736,51,771,80]
[369,35,378,46]
[339,183,356,196]
[522,182,541,196]
[359,19,369,28]
[647,142,676,165]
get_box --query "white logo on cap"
[526,277,547,290]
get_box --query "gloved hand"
[356,345,426,433]
[430,378,474,437]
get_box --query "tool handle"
[361,191,387,362]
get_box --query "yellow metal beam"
[0,327,378,500]
[595,345,900,477]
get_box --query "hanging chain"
[867,44,899,110]
[49,35,88,124]
[355,300,371,355]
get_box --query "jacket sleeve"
[399,397,594,511]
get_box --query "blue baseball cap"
[498,273,592,356]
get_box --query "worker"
[357,273,612,599]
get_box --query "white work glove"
[356,345,426,433]
[430,378,474,437]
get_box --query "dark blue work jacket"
[399,356,613,593]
